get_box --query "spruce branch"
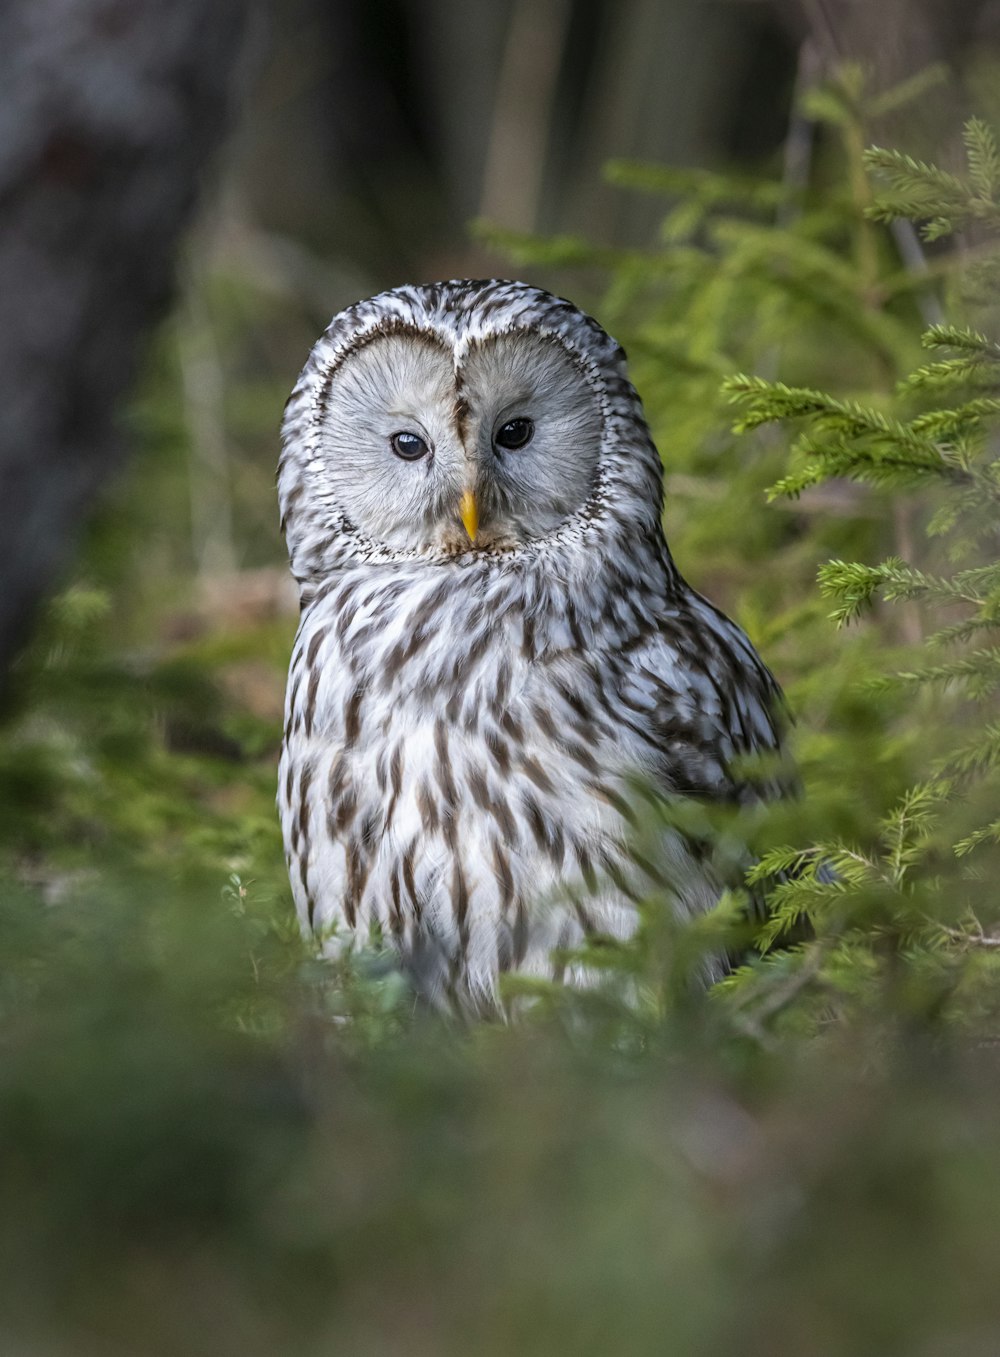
[923,324,1000,358]
[869,648,1000,698]
[898,358,1000,393]
[954,822,1000,857]
[745,845,828,884]
[866,64,949,119]
[928,617,1000,648]
[604,160,789,211]
[815,558,995,625]
[938,917,1000,946]
[863,147,969,206]
[882,782,949,885]
[935,722,1000,779]
[865,120,1000,238]
[964,118,1000,201]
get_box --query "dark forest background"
[4,2,1000,1353]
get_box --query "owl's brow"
[315,321,451,423]
[458,325,600,391]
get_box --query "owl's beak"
[459,488,479,543]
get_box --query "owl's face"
[282,281,666,579]
[316,325,604,555]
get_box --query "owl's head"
[280,280,664,574]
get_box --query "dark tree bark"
[0,0,252,678]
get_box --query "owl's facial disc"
[317,326,603,557]
[457,330,602,550]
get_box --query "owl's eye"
[495,417,534,451]
[390,431,430,461]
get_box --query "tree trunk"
[0,0,251,679]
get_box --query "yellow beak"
[459,488,479,543]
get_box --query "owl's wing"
[618,589,789,805]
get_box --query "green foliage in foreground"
[5,880,1000,1357]
[3,68,1000,1354]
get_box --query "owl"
[278,279,784,1009]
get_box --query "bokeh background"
[4,2,1000,1353]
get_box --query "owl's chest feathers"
[281,560,670,954]
[290,554,659,743]
[291,565,646,795]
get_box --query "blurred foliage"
[4,63,1000,1355]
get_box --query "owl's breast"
[279,569,722,1005]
